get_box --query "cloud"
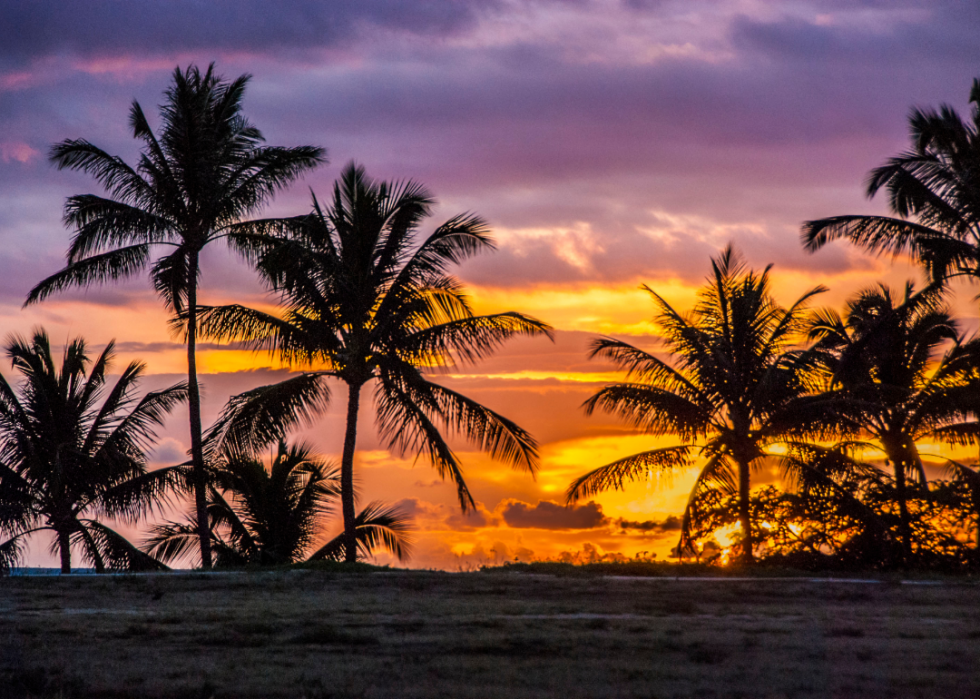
[0,141,38,163]
[0,0,501,70]
[499,499,608,530]
[617,515,682,532]
[446,502,499,530]
[150,437,187,466]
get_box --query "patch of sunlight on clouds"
[542,434,684,478]
[456,0,736,66]
[197,350,287,374]
[469,283,695,335]
[637,209,767,248]
[493,223,602,274]
[444,370,625,383]
[451,542,475,556]
[357,450,419,470]
[539,433,704,520]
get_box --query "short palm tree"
[25,64,326,568]
[143,441,411,566]
[567,247,825,563]
[807,283,980,562]
[802,78,980,286]
[194,163,552,562]
[0,330,187,573]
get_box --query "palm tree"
[801,78,980,286]
[806,283,980,562]
[191,163,552,562]
[0,330,187,573]
[566,247,825,563]
[143,441,411,567]
[25,64,326,568]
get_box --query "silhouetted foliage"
[568,247,826,564]
[0,330,186,573]
[27,63,325,568]
[191,162,551,561]
[143,441,411,567]
[806,283,980,562]
[802,78,980,287]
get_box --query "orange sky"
[10,249,980,570]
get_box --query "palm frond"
[25,245,151,306]
[307,501,413,562]
[206,373,331,456]
[403,312,553,368]
[566,445,696,502]
[374,372,475,510]
[83,520,170,572]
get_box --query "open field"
[2,568,980,698]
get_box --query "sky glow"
[1,0,979,567]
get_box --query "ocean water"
[9,568,98,576]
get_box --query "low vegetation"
[2,569,980,698]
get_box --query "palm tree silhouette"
[0,330,187,573]
[802,78,980,285]
[567,247,824,563]
[25,64,325,568]
[143,441,411,566]
[191,163,551,562]
[807,284,980,562]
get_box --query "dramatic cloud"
[617,515,682,532]
[0,0,498,69]
[499,499,608,530]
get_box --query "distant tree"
[143,441,411,566]
[802,78,980,287]
[0,330,187,574]
[26,64,325,568]
[191,163,552,562]
[806,283,980,563]
[567,247,825,564]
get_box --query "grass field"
[2,566,980,698]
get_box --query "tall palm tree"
[802,78,980,286]
[0,330,187,573]
[567,247,825,563]
[806,283,980,562]
[143,441,411,567]
[25,64,326,568]
[191,163,552,562]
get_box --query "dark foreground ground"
[2,567,980,698]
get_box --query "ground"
[2,567,979,698]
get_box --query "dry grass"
[2,568,980,698]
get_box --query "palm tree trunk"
[893,459,913,566]
[186,250,212,570]
[737,457,754,564]
[341,381,362,563]
[58,529,71,574]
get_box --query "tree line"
[1,65,979,573]
[570,78,980,570]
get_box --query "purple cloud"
[0,0,500,69]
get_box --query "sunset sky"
[2,0,979,568]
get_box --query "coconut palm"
[191,162,552,562]
[802,78,980,286]
[25,64,326,568]
[806,283,980,562]
[567,247,825,563]
[0,330,187,573]
[143,441,411,567]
